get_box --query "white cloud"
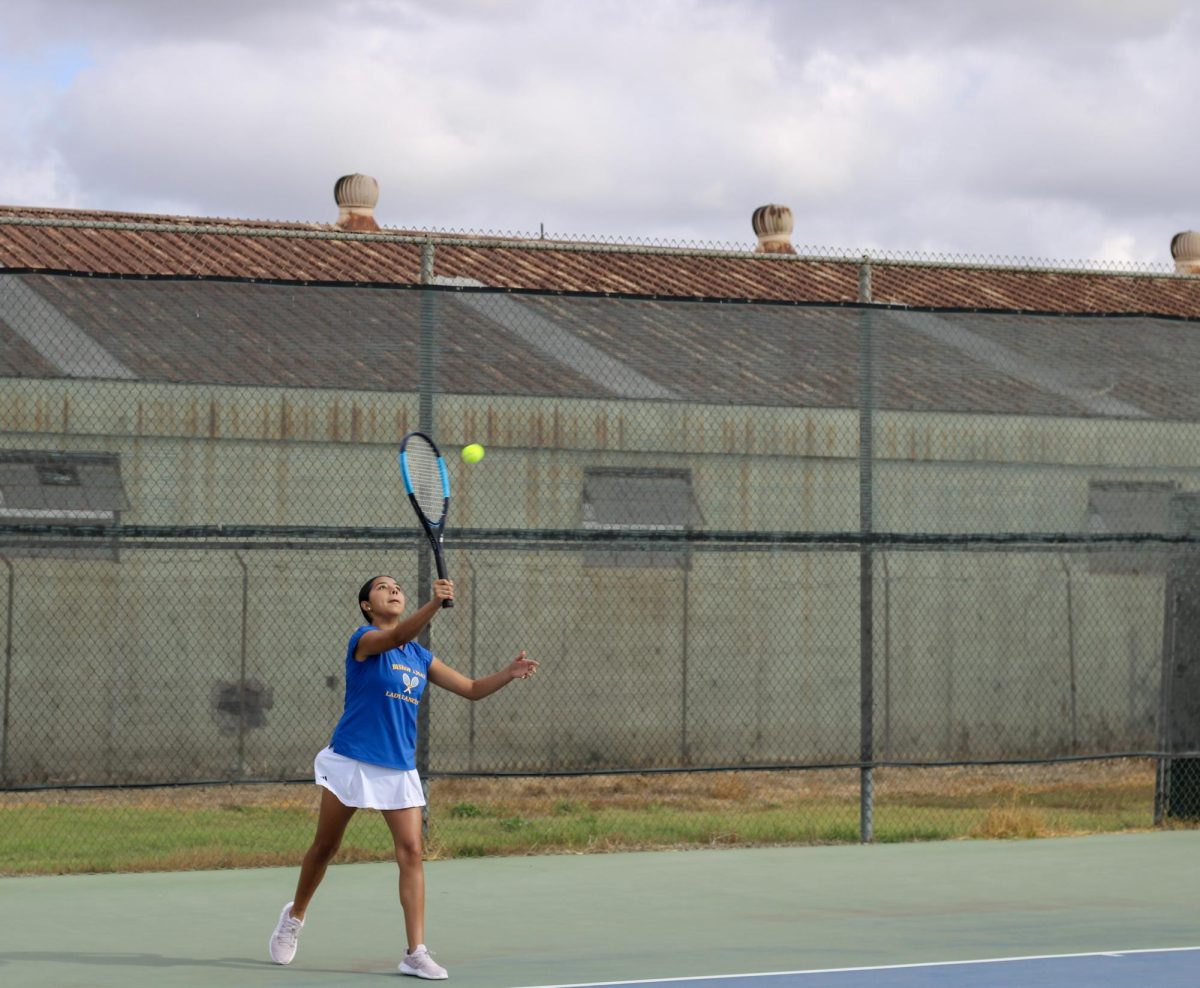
[1,0,1197,263]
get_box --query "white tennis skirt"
[313,746,426,810]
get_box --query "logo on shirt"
[386,660,425,704]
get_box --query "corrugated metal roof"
[2,204,1198,316]
[3,203,1200,423]
[4,274,1199,421]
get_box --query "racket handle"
[432,549,454,608]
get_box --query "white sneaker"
[399,944,448,979]
[268,901,304,964]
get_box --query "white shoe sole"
[399,961,448,979]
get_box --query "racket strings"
[404,442,446,522]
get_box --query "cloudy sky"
[1,0,1196,265]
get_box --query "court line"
[513,945,1200,988]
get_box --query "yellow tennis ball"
[461,443,485,464]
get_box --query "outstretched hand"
[509,651,539,681]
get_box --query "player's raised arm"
[428,651,539,701]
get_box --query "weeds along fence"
[2,256,1200,870]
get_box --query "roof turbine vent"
[1171,231,1200,274]
[752,204,796,255]
[334,174,381,232]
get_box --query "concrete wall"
[0,378,1193,784]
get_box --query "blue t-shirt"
[328,626,434,770]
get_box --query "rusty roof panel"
[2,205,1200,318]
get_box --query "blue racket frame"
[398,431,453,608]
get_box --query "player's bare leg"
[382,806,426,947]
[270,788,356,964]
[293,787,358,919]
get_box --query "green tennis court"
[2,830,1195,987]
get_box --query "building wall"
[0,379,1191,783]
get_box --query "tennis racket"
[398,431,453,608]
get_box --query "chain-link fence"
[2,261,1199,873]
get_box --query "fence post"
[858,256,875,843]
[417,241,437,832]
[1,556,13,787]
[1157,493,1200,820]
[235,552,249,779]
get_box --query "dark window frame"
[0,450,128,560]
[581,466,701,569]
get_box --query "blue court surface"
[516,947,1200,988]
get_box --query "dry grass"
[0,759,1159,817]
[427,758,1155,815]
[1,759,1192,876]
[969,805,1050,839]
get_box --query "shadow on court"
[1,830,1196,988]
[0,951,266,970]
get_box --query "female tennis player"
[269,574,539,979]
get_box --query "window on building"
[1086,479,1178,575]
[582,467,701,569]
[0,450,128,559]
